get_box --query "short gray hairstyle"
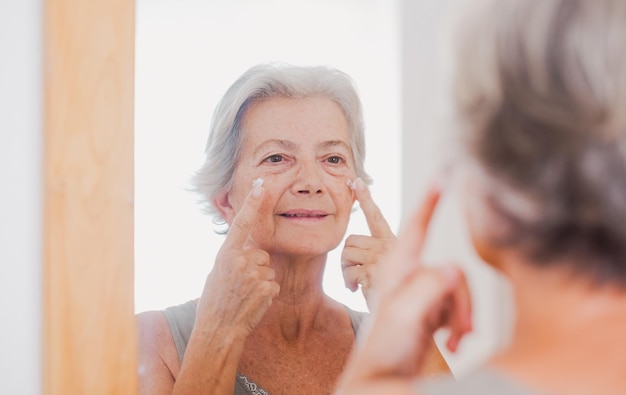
[454,0,626,284]
[190,63,372,220]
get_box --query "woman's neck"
[271,253,327,302]
[253,252,342,343]
[489,258,626,394]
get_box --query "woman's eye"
[265,154,284,163]
[326,156,343,164]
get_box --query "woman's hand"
[173,185,280,395]
[341,178,397,308]
[196,185,281,338]
[335,184,473,395]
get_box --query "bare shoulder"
[136,311,180,394]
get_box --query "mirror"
[134,0,402,314]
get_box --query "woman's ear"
[213,190,235,224]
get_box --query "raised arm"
[341,178,455,377]
[137,184,280,395]
[336,184,473,395]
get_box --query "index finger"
[222,185,264,249]
[352,178,394,238]
[379,183,442,290]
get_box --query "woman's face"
[215,96,357,257]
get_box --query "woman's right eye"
[264,154,284,163]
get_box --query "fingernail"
[346,179,355,190]
[353,177,365,191]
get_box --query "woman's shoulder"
[137,299,199,366]
[136,306,184,380]
[160,299,198,362]
[136,309,172,351]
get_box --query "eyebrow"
[253,139,297,156]
[253,139,351,155]
[318,140,350,150]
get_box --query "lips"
[278,210,329,218]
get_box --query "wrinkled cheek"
[338,190,356,220]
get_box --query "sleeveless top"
[415,369,548,395]
[163,299,367,395]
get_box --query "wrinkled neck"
[254,253,341,342]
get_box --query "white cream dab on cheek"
[252,177,264,188]
[346,179,355,190]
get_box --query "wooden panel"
[43,0,136,393]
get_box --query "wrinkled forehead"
[238,96,351,147]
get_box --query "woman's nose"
[293,161,325,194]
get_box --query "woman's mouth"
[280,213,327,218]
[278,210,329,218]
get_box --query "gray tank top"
[163,299,367,395]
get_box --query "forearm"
[173,323,246,395]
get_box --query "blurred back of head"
[453,0,626,285]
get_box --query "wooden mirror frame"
[43,0,137,393]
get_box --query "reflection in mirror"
[134,0,401,315]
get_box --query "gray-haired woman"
[336,0,626,394]
[136,63,449,395]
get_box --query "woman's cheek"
[335,186,356,216]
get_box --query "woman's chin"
[260,240,340,261]
[252,225,345,258]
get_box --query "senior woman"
[336,0,626,394]
[136,63,449,394]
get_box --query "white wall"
[401,0,514,376]
[0,1,43,394]
[134,0,402,315]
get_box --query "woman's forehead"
[240,96,351,145]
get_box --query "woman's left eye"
[326,156,343,164]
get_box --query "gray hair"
[454,0,626,284]
[190,63,372,221]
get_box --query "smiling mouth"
[279,213,328,218]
